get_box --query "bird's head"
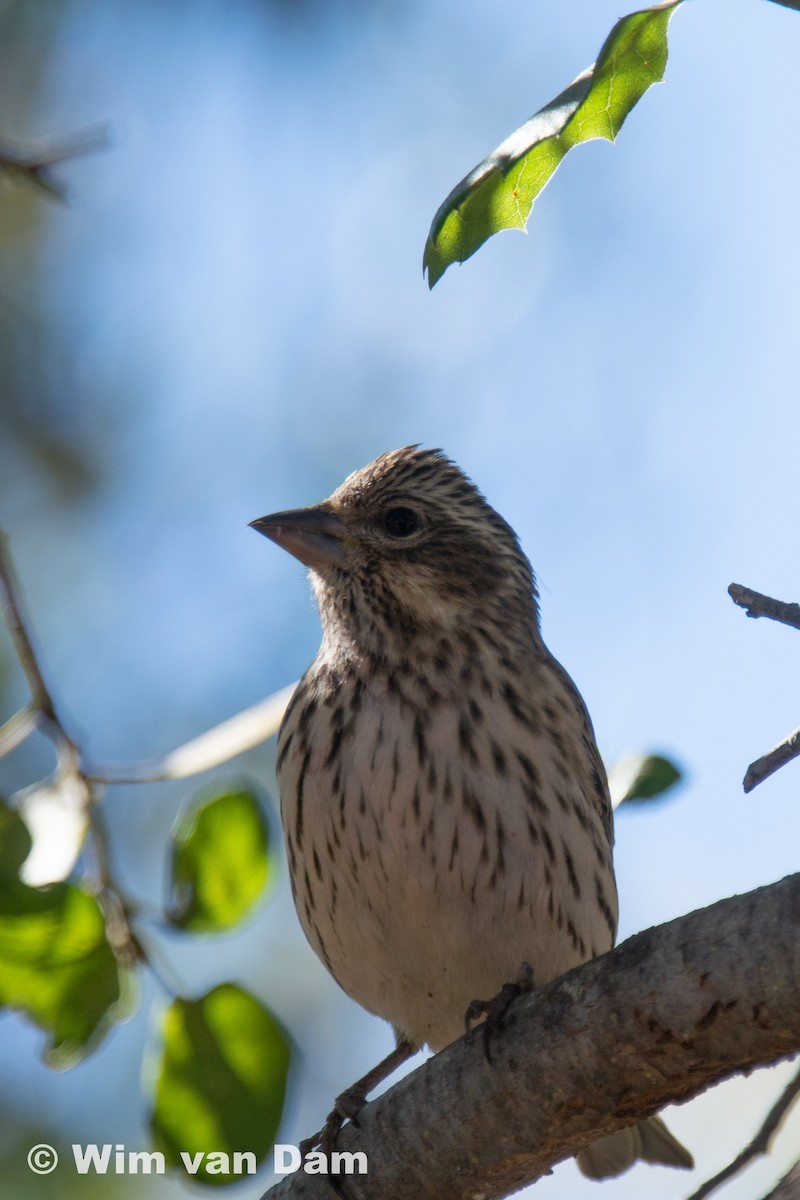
[251,447,540,649]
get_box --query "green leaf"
[609,752,683,808]
[423,1,682,287]
[168,785,271,933]
[0,879,127,1066]
[0,798,32,882]
[150,984,291,1185]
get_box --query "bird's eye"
[383,507,421,538]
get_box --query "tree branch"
[728,584,800,631]
[686,1061,800,1200]
[744,728,800,794]
[728,583,800,792]
[261,873,800,1200]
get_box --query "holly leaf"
[608,752,683,808]
[150,984,291,1184]
[168,785,271,933]
[423,1,682,287]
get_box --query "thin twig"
[684,1061,800,1200]
[744,727,800,794]
[0,705,40,757]
[0,533,64,727]
[86,684,295,784]
[0,534,144,962]
[86,803,146,970]
[0,123,110,199]
[728,583,800,631]
[728,582,800,792]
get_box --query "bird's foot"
[465,961,535,1063]
[298,1088,363,1162]
[298,1038,416,1162]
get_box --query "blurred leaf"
[609,752,683,808]
[0,798,32,882]
[423,1,682,287]
[150,984,290,1184]
[168,785,270,932]
[0,879,127,1066]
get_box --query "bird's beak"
[249,504,348,569]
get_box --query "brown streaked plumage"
[251,446,692,1179]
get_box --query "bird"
[250,445,693,1180]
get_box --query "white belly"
[279,674,617,1051]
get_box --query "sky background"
[1,0,799,1197]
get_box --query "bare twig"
[2,526,290,783]
[685,1061,800,1200]
[728,584,800,631]
[87,684,295,785]
[744,728,800,794]
[0,705,39,758]
[0,534,140,961]
[728,582,800,792]
[0,529,288,979]
[0,124,110,199]
[0,532,75,751]
[86,802,147,972]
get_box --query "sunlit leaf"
[423,1,682,287]
[608,752,683,808]
[0,879,128,1066]
[150,984,291,1185]
[168,786,271,933]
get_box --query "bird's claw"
[465,961,535,1063]
[298,1086,368,1162]
[334,1085,367,1122]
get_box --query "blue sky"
[1,0,799,1196]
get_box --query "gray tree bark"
[262,872,800,1200]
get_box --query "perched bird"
[251,446,692,1179]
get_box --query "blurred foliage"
[0,798,129,1066]
[151,984,291,1185]
[0,1122,148,1199]
[0,765,285,1181]
[609,752,683,808]
[0,792,31,876]
[168,785,272,933]
[0,880,128,1067]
